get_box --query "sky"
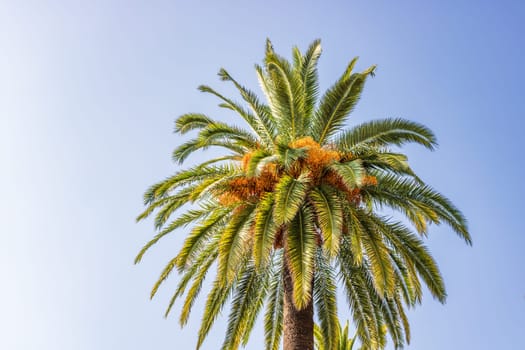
[1,1,524,349]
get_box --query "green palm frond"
[253,193,278,269]
[174,113,216,134]
[329,160,365,188]
[196,271,236,350]
[298,39,322,122]
[313,59,376,144]
[264,251,285,350]
[273,173,310,225]
[336,118,437,151]
[286,205,317,309]
[264,46,305,140]
[366,173,471,243]
[173,139,245,164]
[140,164,237,205]
[338,254,380,349]
[222,262,269,350]
[359,217,396,298]
[167,241,218,320]
[313,249,339,350]
[309,186,343,257]
[178,239,219,324]
[218,204,256,283]
[135,206,209,264]
[360,151,422,182]
[175,206,231,270]
[218,68,276,148]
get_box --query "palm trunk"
[283,257,314,350]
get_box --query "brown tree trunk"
[282,257,314,350]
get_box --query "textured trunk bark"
[283,257,314,350]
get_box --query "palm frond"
[222,263,269,350]
[175,207,231,270]
[165,241,218,319]
[218,204,256,283]
[329,160,365,188]
[313,248,339,350]
[357,211,396,297]
[285,205,316,309]
[335,118,437,151]
[366,173,471,243]
[174,113,216,134]
[264,251,284,350]
[172,137,246,164]
[218,68,276,147]
[196,272,236,350]
[313,59,376,144]
[178,240,219,324]
[309,186,343,257]
[299,39,322,122]
[253,193,277,269]
[264,46,305,140]
[135,207,209,264]
[273,173,310,225]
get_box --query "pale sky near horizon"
[1,1,524,349]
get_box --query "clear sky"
[1,1,524,349]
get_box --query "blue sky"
[1,1,524,349]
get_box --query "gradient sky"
[1,1,524,349]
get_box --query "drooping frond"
[175,206,231,270]
[218,204,256,283]
[328,160,365,189]
[264,251,284,350]
[285,205,316,309]
[196,271,237,350]
[222,262,269,350]
[365,173,471,243]
[135,206,209,264]
[273,173,310,225]
[309,186,343,257]
[253,193,278,269]
[313,249,339,350]
[354,209,397,297]
[177,236,220,324]
[338,248,380,349]
[373,216,447,302]
[335,118,438,151]
[174,113,216,134]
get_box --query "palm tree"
[136,39,470,350]
[314,320,357,350]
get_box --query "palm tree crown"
[136,39,470,350]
